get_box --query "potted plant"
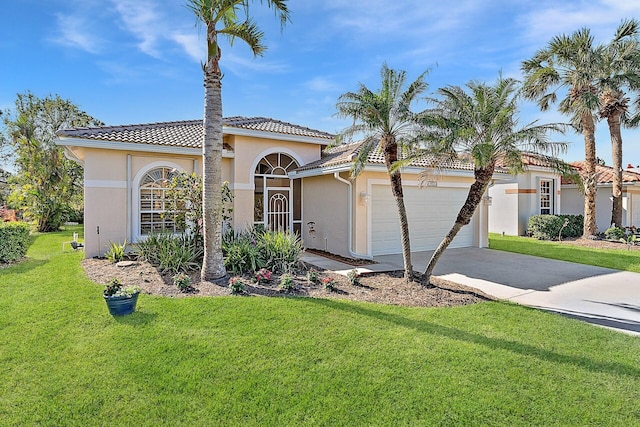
[103,278,141,316]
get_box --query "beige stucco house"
[488,155,562,236]
[56,117,490,259]
[561,161,640,231]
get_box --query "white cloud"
[111,0,163,57]
[171,32,205,63]
[52,13,103,54]
[520,0,640,47]
[304,77,340,92]
[222,52,289,76]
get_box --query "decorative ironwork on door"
[267,191,290,232]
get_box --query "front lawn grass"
[489,233,640,272]
[1,228,640,426]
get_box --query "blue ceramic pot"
[104,293,139,316]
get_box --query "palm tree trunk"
[390,171,413,280]
[607,113,623,228]
[424,165,494,284]
[200,30,226,282]
[582,112,598,237]
[382,135,412,280]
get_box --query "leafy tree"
[186,0,289,281]
[522,28,601,237]
[165,172,234,238]
[335,63,430,280]
[1,92,102,231]
[419,76,567,284]
[596,19,640,227]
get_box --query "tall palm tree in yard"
[187,0,289,281]
[597,19,640,227]
[522,28,601,237]
[335,64,430,280]
[420,76,567,284]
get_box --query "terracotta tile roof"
[494,152,561,169]
[562,161,640,185]
[56,117,334,149]
[295,141,476,173]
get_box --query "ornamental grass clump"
[105,240,126,263]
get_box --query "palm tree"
[187,0,289,281]
[420,76,567,284]
[522,28,601,237]
[335,63,429,280]
[597,19,640,227]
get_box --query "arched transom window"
[139,167,182,235]
[254,153,302,234]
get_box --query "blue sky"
[2,0,640,172]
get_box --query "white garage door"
[632,193,640,227]
[371,184,475,255]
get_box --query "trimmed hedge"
[527,214,584,240]
[0,222,31,262]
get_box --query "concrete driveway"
[374,248,640,336]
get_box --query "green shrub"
[347,269,361,286]
[259,230,304,274]
[222,229,264,274]
[321,276,336,291]
[278,273,295,291]
[229,276,246,295]
[173,272,191,291]
[135,233,203,274]
[222,228,303,274]
[605,226,626,240]
[527,214,584,240]
[105,240,126,263]
[0,222,31,263]
[307,268,320,285]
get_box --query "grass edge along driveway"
[1,228,639,426]
[489,232,640,273]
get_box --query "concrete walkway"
[302,248,640,336]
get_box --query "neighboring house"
[561,161,640,231]
[488,154,561,236]
[56,117,492,259]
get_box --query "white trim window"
[139,167,182,235]
[540,179,553,215]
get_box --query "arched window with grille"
[138,167,182,235]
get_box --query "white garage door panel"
[632,194,640,226]
[371,185,474,255]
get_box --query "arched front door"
[254,153,301,234]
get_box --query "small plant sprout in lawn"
[321,277,336,291]
[278,273,295,291]
[173,272,191,292]
[307,268,319,285]
[254,268,272,284]
[347,269,361,286]
[229,277,245,295]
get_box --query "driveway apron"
[374,248,640,336]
